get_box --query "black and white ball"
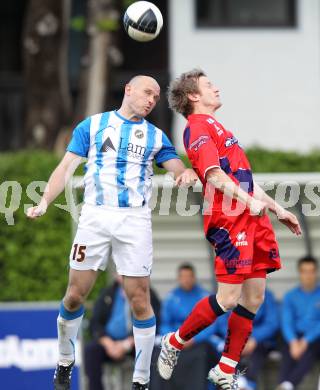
[123,1,163,42]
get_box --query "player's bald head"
[128,75,160,90]
[122,74,160,118]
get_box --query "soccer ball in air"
[123,1,163,42]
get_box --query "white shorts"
[69,203,153,276]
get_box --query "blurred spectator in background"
[85,275,160,390]
[276,256,320,390]
[207,289,279,390]
[151,263,217,390]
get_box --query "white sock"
[175,330,186,344]
[132,316,156,384]
[57,303,84,364]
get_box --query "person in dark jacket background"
[276,256,320,390]
[84,275,160,390]
[151,263,217,390]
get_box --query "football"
[123,1,163,42]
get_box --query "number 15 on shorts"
[72,244,87,262]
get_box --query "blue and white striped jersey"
[67,110,179,208]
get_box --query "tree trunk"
[23,0,71,149]
[82,0,118,117]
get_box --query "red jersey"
[183,113,281,277]
[184,114,253,221]
[184,114,253,196]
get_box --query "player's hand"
[276,207,302,236]
[26,201,48,219]
[175,168,198,187]
[248,198,268,217]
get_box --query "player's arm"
[155,131,198,186]
[206,167,267,216]
[161,159,198,186]
[27,152,82,219]
[27,117,90,219]
[253,181,301,235]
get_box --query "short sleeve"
[154,132,180,167]
[184,122,220,178]
[66,117,91,157]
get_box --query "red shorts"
[205,211,281,284]
[217,269,267,284]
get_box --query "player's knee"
[240,289,265,313]
[217,294,240,310]
[64,289,85,311]
[245,291,265,312]
[129,292,149,317]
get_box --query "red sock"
[169,295,225,350]
[219,305,255,374]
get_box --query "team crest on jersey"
[235,231,248,247]
[135,129,144,139]
[225,136,238,147]
[189,135,210,152]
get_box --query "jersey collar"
[114,110,144,125]
[187,113,215,121]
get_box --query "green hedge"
[246,147,320,173]
[1,148,320,301]
[0,151,106,301]
[154,147,320,174]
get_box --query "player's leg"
[58,269,98,364]
[157,282,242,380]
[171,212,254,353]
[218,275,266,374]
[55,204,112,389]
[171,282,241,349]
[54,269,98,390]
[111,208,155,388]
[123,275,156,387]
[207,275,265,389]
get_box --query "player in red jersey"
[157,69,302,389]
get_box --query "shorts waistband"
[83,202,151,215]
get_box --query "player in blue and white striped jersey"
[67,108,179,208]
[27,75,198,390]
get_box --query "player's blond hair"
[168,69,206,118]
